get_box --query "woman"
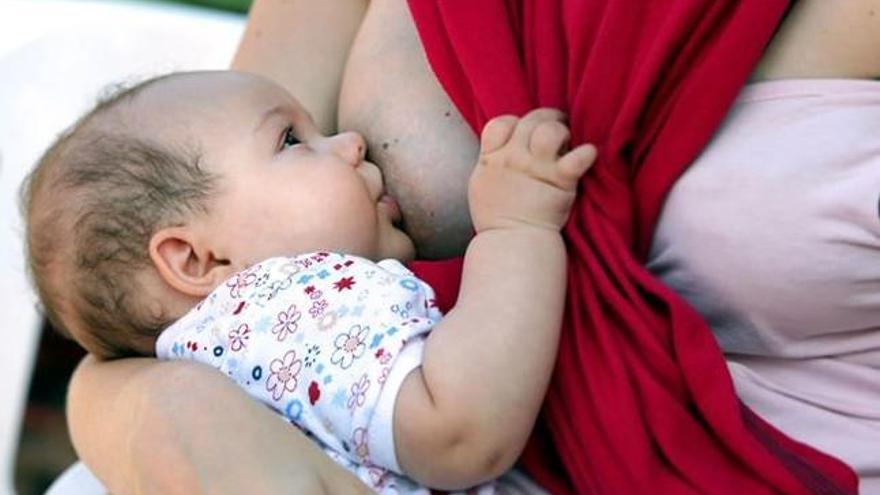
[66,0,880,493]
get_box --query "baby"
[23,70,595,493]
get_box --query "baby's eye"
[281,126,300,150]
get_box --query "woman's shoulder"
[752,0,880,81]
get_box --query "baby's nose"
[330,131,367,166]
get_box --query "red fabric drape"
[406,1,859,494]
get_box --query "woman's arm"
[67,356,371,494]
[231,0,368,134]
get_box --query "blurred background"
[1,0,251,492]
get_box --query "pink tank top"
[648,79,880,491]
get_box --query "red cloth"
[406,1,859,494]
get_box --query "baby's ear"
[149,226,235,298]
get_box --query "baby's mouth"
[378,194,403,226]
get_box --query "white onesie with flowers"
[156,252,518,494]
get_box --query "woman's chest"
[648,80,880,361]
[753,0,880,81]
[337,0,479,258]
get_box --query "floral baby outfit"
[155,252,503,494]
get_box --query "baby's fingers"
[557,143,597,189]
[512,108,565,149]
[480,115,518,154]
[529,120,571,160]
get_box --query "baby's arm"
[394,109,596,489]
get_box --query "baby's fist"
[469,109,596,233]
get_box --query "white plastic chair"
[0,1,244,492]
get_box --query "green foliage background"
[155,0,252,14]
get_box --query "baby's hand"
[468,109,596,233]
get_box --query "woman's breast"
[338,0,479,259]
[647,79,880,364]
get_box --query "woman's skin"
[68,357,372,494]
[66,1,880,493]
[337,0,479,260]
[750,0,880,81]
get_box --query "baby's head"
[23,70,414,358]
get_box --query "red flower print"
[330,324,368,369]
[266,350,302,401]
[272,304,301,342]
[227,323,250,351]
[333,276,356,291]
[347,373,370,410]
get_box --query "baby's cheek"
[315,205,378,256]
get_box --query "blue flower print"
[399,278,419,291]
[284,399,303,422]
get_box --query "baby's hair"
[22,73,218,358]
